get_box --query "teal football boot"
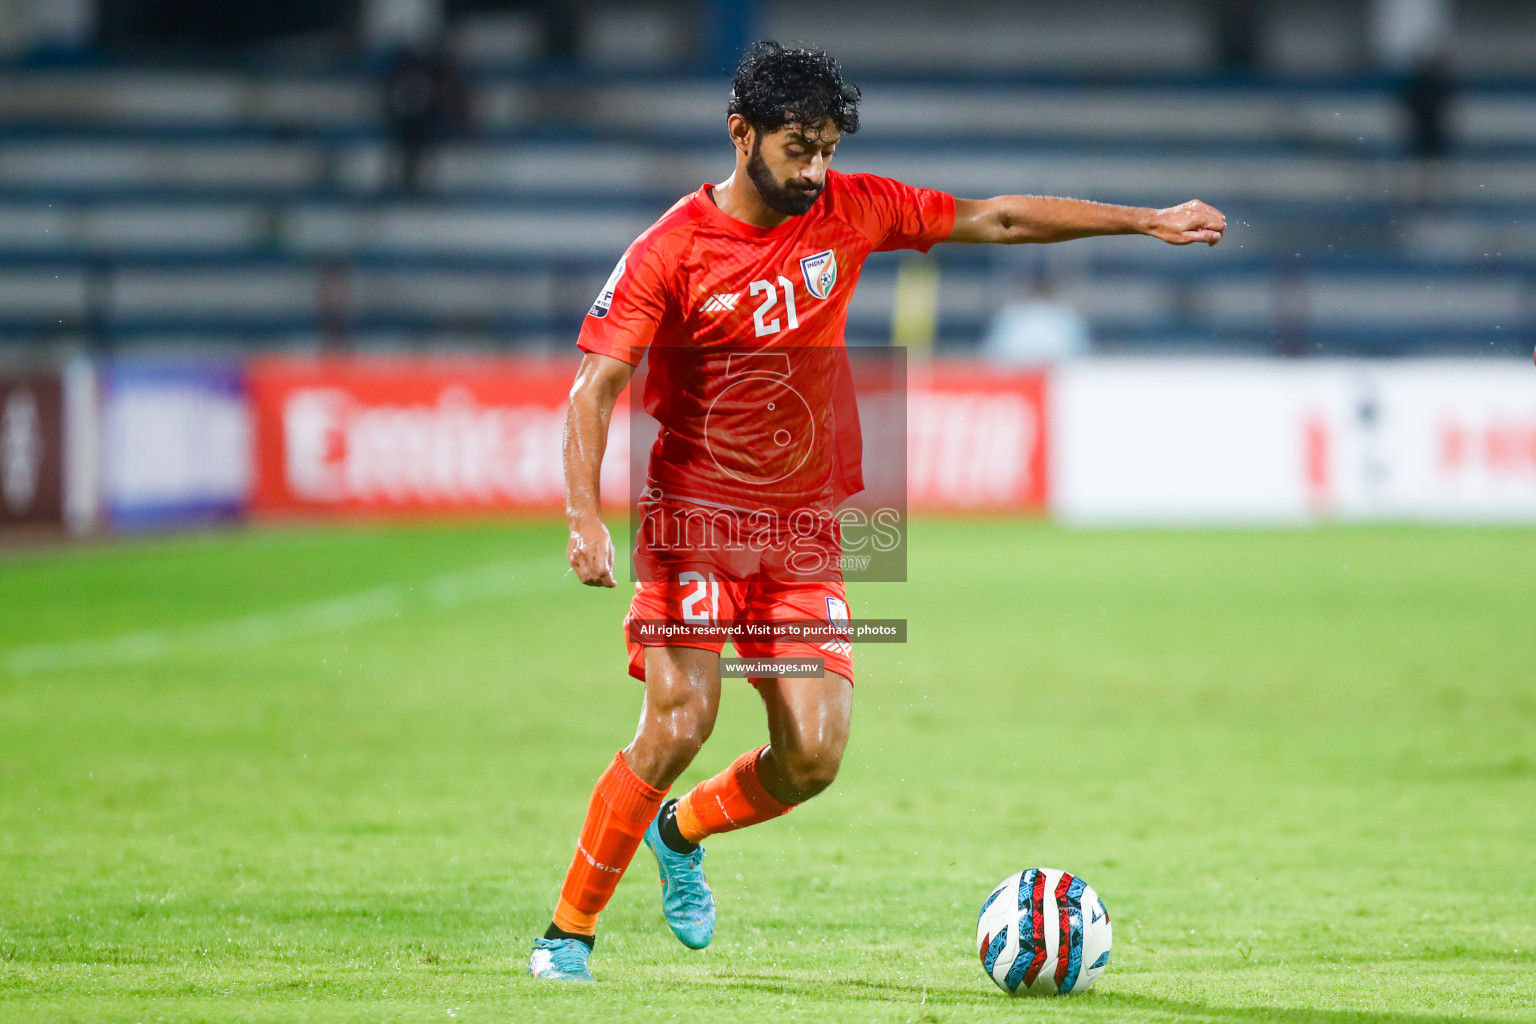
[526,937,594,982]
[643,801,716,949]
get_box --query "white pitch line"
[4,558,568,677]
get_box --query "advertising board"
[1052,360,1536,524]
[248,356,630,515]
[102,361,251,531]
[0,371,65,528]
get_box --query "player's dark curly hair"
[727,41,860,136]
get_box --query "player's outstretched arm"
[947,196,1225,246]
[563,352,634,588]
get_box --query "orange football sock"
[674,745,793,843]
[551,751,667,936]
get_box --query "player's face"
[747,123,839,216]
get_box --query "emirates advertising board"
[908,362,1048,513]
[246,356,1050,530]
[248,356,630,515]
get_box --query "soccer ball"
[976,867,1112,996]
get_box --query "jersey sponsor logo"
[800,249,838,300]
[588,255,626,318]
[700,292,741,313]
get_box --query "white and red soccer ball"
[976,867,1112,996]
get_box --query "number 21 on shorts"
[678,571,720,624]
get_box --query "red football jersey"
[578,169,954,514]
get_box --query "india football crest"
[589,255,625,318]
[800,249,838,300]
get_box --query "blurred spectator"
[1210,0,1262,73]
[1401,52,1453,160]
[382,39,472,194]
[318,258,353,353]
[981,271,1090,365]
[1368,0,1455,202]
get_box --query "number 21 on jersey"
[750,277,800,337]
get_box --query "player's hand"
[1146,199,1226,246]
[567,513,617,588]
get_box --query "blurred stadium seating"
[0,0,1532,358]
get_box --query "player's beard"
[747,137,823,216]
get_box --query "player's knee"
[646,691,715,760]
[659,704,713,757]
[634,706,712,785]
[778,743,843,801]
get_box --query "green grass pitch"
[2,520,1534,1023]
